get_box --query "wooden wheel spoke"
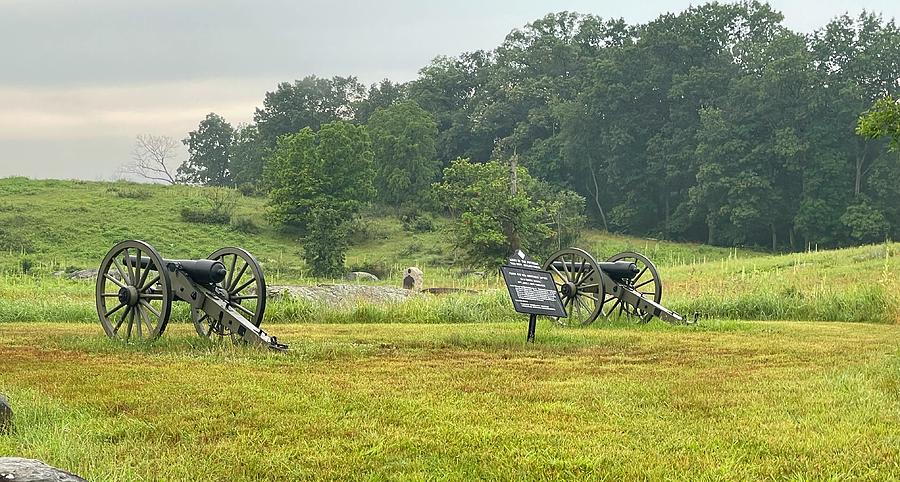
[140,300,161,318]
[140,275,160,293]
[137,260,152,291]
[581,292,598,302]
[135,305,142,337]
[112,306,130,334]
[134,250,143,291]
[576,267,595,286]
[105,273,126,289]
[124,250,137,287]
[226,254,237,291]
[231,302,254,318]
[633,266,648,284]
[141,293,165,300]
[229,262,250,292]
[573,258,586,284]
[113,258,130,285]
[139,306,154,333]
[231,295,259,301]
[633,278,654,289]
[560,255,572,282]
[232,278,255,295]
[105,302,126,318]
[605,299,621,317]
[119,305,133,337]
[549,265,566,283]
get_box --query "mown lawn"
[1,320,898,480]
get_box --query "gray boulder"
[0,458,87,482]
[0,394,10,434]
[345,271,379,282]
[66,269,99,281]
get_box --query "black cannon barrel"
[550,260,639,280]
[122,256,227,285]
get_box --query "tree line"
[171,1,899,266]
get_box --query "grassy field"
[1,177,898,479]
[1,321,898,480]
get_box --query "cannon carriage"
[95,240,286,350]
[542,247,685,326]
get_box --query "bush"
[347,259,390,279]
[179,188,241,225]
[400,212,434,233]
[347,217,390,244]
[303,207,349,278]
[237,182,264,197]
[20,257,33,274]
[231,215,261,234]
[180,206,230,225]
[109,186,152,200]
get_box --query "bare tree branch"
[123,134,180,184]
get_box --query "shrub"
[180,206,230,225]
[179,188,241,225]
[111,186,152,200]
[400,212,434,233]
[231,215,260,234]
[347,259,390,279]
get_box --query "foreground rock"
[268,284,420,306]
[0,458,87,482]
[0,394,10,434]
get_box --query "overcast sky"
[1,0,898,180]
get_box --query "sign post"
[499,250,567,343]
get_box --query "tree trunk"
[588,164,609,232]
[506,153,521,254]
[854,141,871,198]
[771,224,777,252]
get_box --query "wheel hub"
[117,286,140,306]
[561,281,577,298]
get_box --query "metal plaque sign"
[500,265,567,318]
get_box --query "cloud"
[0,78,273,141]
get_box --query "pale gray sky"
[0,0,897,180]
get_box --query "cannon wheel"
[602,251,662,323]
[96,240,172,340]
[542,248,607,326]
[192,247,267,341]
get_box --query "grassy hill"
[0,177,759,279]
[0,177,897,324]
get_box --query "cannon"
[95,240,287,350]
[542,247,685,326]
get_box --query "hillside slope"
[0,177,758,279]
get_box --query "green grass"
[0,321,898,480]
[3,241,896,325]
[2,177,899,479]
[0,177,756,283]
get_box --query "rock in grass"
[0,394,10,434]
[66,268,100,280]
[345,271,379,282]
[0,458,87,482]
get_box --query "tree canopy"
[184,3,900,251]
